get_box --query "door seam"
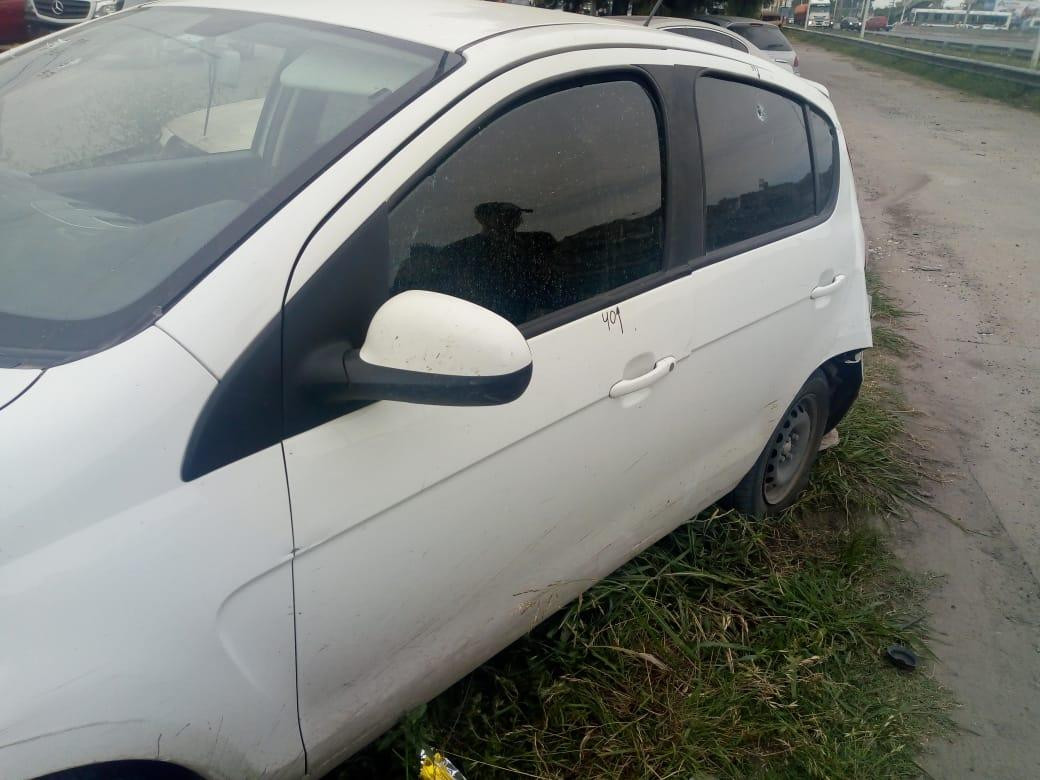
[280,441,309,776]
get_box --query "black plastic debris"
[885,644,919,672]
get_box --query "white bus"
[909,8,1012,28]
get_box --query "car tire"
[725,371,831,518]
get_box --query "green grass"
[338,275,951,779]
[787,28,1040,114]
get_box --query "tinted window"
[696,77,815,252]
[808,109,838,211]
[729,23,792,51]
[388,81,664,326]
[670,27,743,51]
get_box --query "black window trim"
[807,104,840,215]
[688,70,841,273]
[384,66,680,341]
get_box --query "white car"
[0,1,871,778]
[695,15,801,74]
[610,15,775,69]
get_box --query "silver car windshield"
[0,8,450,366]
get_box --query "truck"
[794,1,834,27]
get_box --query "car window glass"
[0,8,445,363]
[696,77,815,252]
[669,27,732,49]
[388,80,664,326]
[729,23,792,51]
[808,109,837,211]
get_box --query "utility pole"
[1032,23,1040,68]
[859,0,869,37]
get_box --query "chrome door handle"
[609,357,676,399]
[811,274,847,300]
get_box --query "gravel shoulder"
[798,42,1040,777]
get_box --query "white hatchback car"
[610,15,776,69]
[0,2,871,779]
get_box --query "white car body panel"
[0,328,303,780]
[0,4,870,779]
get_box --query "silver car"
[694,15,800,74]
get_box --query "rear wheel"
[726,371,831,518]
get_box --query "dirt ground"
[798,42,1040,777]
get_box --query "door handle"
[811,274,847,300]
[609,357,676,399]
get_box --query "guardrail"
[789,28,1040,88]
[873,29,1034,59]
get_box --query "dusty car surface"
[0,1,871,778]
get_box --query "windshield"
[0,8,448,367]
[730,24,793,51]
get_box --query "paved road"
[798,41,1040,777]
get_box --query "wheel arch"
[37,760,206,780]
[818,349,865,433]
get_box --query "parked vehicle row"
[0,1,869,779]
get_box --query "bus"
[909,8,1012,28]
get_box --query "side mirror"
[331,291,533,406]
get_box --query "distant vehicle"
[25,0,149,36]
[0,0,24,43]
[695,15,800,74]
[794,1,834,27]
[864,15,892,31]
[610,15,781,71]
[909,8,1011,29]
[840,15,860,30]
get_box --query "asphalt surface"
[799,41,1040,777]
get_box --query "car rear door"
[656,66,864,501]
[281,48,716,772]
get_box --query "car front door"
[280,54,714,771]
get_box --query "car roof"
[694,15,773,26]
[610,15,735,31]
[159,0,611,52]
[151,1,823,104]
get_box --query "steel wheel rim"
[763,395,817,505]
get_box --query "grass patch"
[338,275,950,779]
[787,29,1040,114]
